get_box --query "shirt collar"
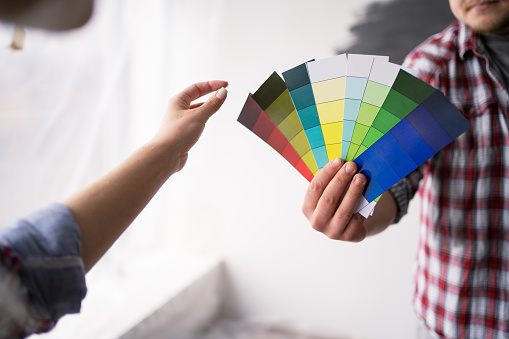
[457,20,479,60]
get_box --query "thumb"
[195,87,228,120]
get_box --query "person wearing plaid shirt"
[302,0,509,338]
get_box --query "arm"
[63,80,228,272]
[302,158,397,242]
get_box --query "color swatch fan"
[238,54,470,217]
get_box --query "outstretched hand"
[65,80,228,271]
[153,80,229,174]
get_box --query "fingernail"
[216,87,227,99]
[345,163,355,174]
[355,176,365,185]
[332,158,341,168]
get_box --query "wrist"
[141,138,181,180]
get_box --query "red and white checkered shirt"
[389,20,509,338]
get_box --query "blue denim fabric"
[0,203,87,321]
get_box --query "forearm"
[63,139,177,272]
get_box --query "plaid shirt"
[390,20,509,338]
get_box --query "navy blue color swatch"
[406,105,452,152]
[422,91,470,139]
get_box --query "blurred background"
[0,0,454,338]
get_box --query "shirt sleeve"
[389,163,426,223]
[0,203,87,337]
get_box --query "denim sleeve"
[0,203,87,323]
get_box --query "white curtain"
[0,1,224,337]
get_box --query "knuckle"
[325,230,340,240]
[335,208,353,224]
[208,96,221,109]
[301,205,313,221]
[331,171,349,188]
[342,218,367,242]
[321,191,338,206]
[309,180,326,194]
[301,204,308,216]
[341,231,359,242]
[309,216,326,233]
[312,224,324,234]
[191,83,203,96]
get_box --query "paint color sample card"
[355,68,437,159]
[306,54,347,162]
[342,54,389,161]
[282,62,329,170]
[354,90,470,202]
[238,54,470,218]
[238,94,314,182]
[347,59,402,160]
[251,72,318,175]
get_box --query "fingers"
[340,212,368,242]
[302,159,369,242]
[196,86,228,120]
[174,80,228,109]
[326,173,367,241]
[310,162,361,232]
[333,173,366,222]
[302,158,343,219]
